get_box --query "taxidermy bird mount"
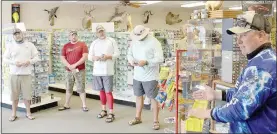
[165,12,182,25]
[44,7,59,26]
[82,5,96,30]
[143,11,153,24]
[205,0,224,11]
[108,7,128,28]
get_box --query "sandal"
[128,117,142,126]
[82,107,89,112]
[105,113,115,123]
[97,110,107,118]
[9,116,18,122]
[26,115,35,120]
[153,121,160,130]
[58,106,70,111]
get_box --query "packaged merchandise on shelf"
[175,20,226,133]
[153,29,185,59]
[51,30,130,94]
[155,57,176,110]
[51,30,96,84]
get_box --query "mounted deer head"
[82,5,96,29]
[143,10,153,24]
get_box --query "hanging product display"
[52,30,96,84]
[170,18,229,133]
[153,29,184,58]
[51,30,130,94]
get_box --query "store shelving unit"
[49,30,151,109]
[175,49,220,133]
[172,18,224,133]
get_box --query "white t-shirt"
[88,37,119,76]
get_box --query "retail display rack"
[169,18,231,133]
[49,30,151,109]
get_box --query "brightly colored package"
[185,100,208,132]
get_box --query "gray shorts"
[133,79,159,99]
[93,76,113,92]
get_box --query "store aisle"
[2,91,175,133]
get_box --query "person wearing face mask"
[3,28,40,121]
[188,12,276,133]
[88,25,119,123]
[127,25,164,130]
[58,30,89,112]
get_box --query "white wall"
[2,1,193,30]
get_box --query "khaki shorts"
[66,70,86,93]
[10,75,32,101]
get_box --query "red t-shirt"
[61,42,88,71]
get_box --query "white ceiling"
[12,1,242,9]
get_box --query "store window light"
[181,1,206,8]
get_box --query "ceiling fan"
[119,0,147,8]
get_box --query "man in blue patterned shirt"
[188,12,276,133]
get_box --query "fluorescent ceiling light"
[63,1,78,2]
[229,6,242,10]
[214,19,222,23]
[144,1,161,5]
[274,8,276,12]
[181,2,205,8]
[131,1,161,5]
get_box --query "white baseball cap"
[130,25,150,41]
[227,11,271,35]
[96,25,105,32]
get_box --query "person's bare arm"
[60,56,70,67]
